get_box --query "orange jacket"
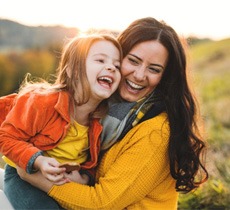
[0,91,102,173]
[0,93,17,126]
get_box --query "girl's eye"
[96,59,104,63]
[115,65,120,70]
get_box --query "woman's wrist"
[81,173,90,185]
[79,170,95,186]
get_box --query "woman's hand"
[64,170,89,185]
[17,167,89,193]
[16,166,61,192]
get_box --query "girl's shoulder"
[4,91,69,119]
[0,93,18,126]
[17,91,67,106]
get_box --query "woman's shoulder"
[113,112,170,154]
[124,112,169,144]
[134,112,169,144]
[139,112,169,130]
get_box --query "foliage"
[179,178,230,209]
[0,48,59,96]
[0,54,17,95]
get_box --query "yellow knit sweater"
[49,112,178,209]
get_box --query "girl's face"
[119,40,168,102]
[86,40,121,102]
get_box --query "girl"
[0,34,122,209]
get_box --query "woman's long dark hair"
[118,17,208,193]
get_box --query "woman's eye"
[128,57,138,65]
[149,68,161,73]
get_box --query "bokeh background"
[1,0,230,209]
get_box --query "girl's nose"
[105,64,115,72]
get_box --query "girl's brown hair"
[19,34,122,119]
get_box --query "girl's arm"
[0,93,43,171]
[0,93,65,173]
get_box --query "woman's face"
[119,40,168,102]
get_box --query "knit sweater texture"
[49,112,178,210]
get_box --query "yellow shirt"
[45,121,89,164]
[3,121,89,167]
[49,112,178,210]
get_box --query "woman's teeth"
[127,80,144,90]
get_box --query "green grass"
[0,154,5,169]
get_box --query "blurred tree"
[0,54,17,96]
[21,49,58,79]
[0,49,59,97]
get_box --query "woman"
[18,17,208,209]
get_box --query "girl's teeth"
[99,77,112,83]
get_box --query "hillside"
[0,19,120,53]
[0,19,80,52]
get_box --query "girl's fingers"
[46,173,65,183]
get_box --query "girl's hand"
[33,156,66,183]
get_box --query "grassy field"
[0,38,230,209]
[0,155,4,168]
[178,38,230,209]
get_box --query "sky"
[1,0,229,41]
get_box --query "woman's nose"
[133,67,146,81]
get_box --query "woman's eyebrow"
[129,53,142,61]
[129,53,164,69]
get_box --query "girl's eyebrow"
[129,53,165,69]
[92,53,107,56]
[93,53,120,62]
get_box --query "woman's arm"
[17,166,89,188]
[17,167,54,191]
[19,113,172,210]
